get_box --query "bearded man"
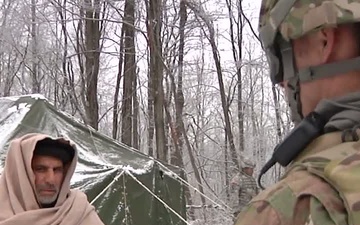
[0,133,104,225]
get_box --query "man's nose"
[45,170,56,183]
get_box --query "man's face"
[31,155,65,206]
[243,167,254,176]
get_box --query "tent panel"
[0,95,186,225]
[154,165,187,225]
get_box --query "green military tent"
[0,94,187,225]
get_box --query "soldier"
[235,0,360,225]
[230,158,258,219]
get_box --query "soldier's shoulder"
[234,200,281,225]
[235,169,345,225]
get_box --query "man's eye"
[35,167,46,172]
[54,168,64,173]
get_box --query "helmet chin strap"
[286,77,303,125]
[280,40,304,125]
[279,40,360,125]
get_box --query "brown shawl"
[0,133,104,225]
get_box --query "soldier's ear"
[317,28,335,64]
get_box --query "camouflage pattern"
[259,0,360,41]
[242,157,255,168]
[238,174,258,209]
[234,131,360,225]
[230,172,258,217]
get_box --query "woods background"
[0,0,293,223]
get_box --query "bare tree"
[75,0,102,130]
[121,0,137,147]
[113,28,125,140]
[147,64,155,156]
[30,0,40,93]
[186,1,240,171]
[225,0,245,158]
[50,0,84,116]
[145,0,167,161]
[132,70,139,149]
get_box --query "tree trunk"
[132,72,139,149]
[173,0,186,167]
[147,69,155,156]
[145,0,167,161]
[56,0,86,119]
[237,1,244,157]
[167,0,195,219]
[224,132,230,202]
[121,0,136,147]
[113,27,125,140]
[226,0,244,160]
[31,0,40,93]
[83,0,101,130]
[186,1,240,170]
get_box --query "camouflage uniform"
[235,132,345,225]
[230,159,258,218]
[235,129,360,224]
[235,0,360,225]
[230,173,258,215]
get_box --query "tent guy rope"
[125,170,190,225]
[90,170,125,205]
[156,161,232,212]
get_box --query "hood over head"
[0,133,104,225]
[3,133,78,209]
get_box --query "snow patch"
[71,170,99,185]
[0,103,30,149]
[71,163,116,186]
[164,170,178,179]
[7,103,30,113]
[2,96,21,101]
[2,94,46,101]
[29,94,46,100]
[119,160,154,175]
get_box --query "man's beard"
[35,183,60,206]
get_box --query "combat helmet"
[242,157,255,168]
[259,0,360,123]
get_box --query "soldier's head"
[242,158,255,175]
[259,0,360,124]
